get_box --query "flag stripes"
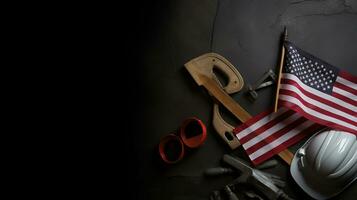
[279,84,356,120]
[234,107,324,165]
[279,73,357,134]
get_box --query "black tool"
[256,159,278,170]
[206,155,293,200]
[210,190,223,200]
[247,69,277,101]
[224,185,239,200]
[222,155,293,200]
[205,167,235,176]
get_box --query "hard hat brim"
[290,144,355,200]
[291,155,335,200]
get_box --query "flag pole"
[273,27,288,112]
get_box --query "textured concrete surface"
[129,0,357,199]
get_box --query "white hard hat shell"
[290,129,357,200]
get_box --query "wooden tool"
[185,53,293,165]
[185,53,244,149]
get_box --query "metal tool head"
[184,53,244,94]
[222,154,253,183]
[247,69,277,101]
[247,84,258,100]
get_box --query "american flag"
[234,107,324,165]
[234,41,356,165]
[280,41,356,134]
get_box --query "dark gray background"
[127,0,357,199]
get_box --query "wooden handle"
[274,45,285,112]
[274,28,288,113]
[201,74,251,122]
[277,147,293,165]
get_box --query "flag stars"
[286,45,338,93]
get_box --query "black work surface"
[126,0,357,199]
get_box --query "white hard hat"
[290,129,357,200]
